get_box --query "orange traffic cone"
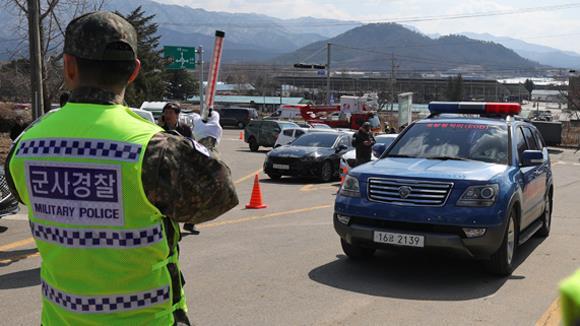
[239,131,244,140]
[246,174,267,209]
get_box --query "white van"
[271,105,304,120]
[130,108,155,123]
[140,101,167,120]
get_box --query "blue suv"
[334,102,553,275]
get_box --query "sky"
[153,0,580,53]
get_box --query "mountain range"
[276,24,540,73]
[105,0,359,62]
[0,0,578,72]
[461,32,580,70]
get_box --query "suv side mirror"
[336,144,348,153]
[372,143,387,158]
[522,150,544,167]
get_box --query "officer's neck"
[69,86,125,106]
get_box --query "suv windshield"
[387,122,509,164]
[291,133,338,148]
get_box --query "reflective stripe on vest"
[16,138,142,162]
[42,279,170,314]
[30,221,163,248]
[8,103,186,325]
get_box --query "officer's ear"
[63,54,79,90]
[127,58,141,85]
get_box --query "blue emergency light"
[428,102,521,116]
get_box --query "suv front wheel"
[320,161,334,182]
[486,208,518,276]
[249,138,259,152]
[537,190,552,237]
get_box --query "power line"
[298,45,326,64]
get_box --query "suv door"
[278,129,294,146]
[331,135,352,165]
[261,122,281,147]
[245,121,261,142]
[294,129,305,140]
[219,109,235,127]
[524,126,550,223]
[234,109,250,128]
[517,125,546,229]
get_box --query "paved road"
[1,130,579,325]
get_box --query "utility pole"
[27,0,44,119]
[326,42,331,105]
[198,46,204,114]
[389,53,397,111]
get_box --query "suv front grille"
[367,178,453,206]
[271,157,300,165]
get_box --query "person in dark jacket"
[159,102,199,235]
[159,102,192,137]
[352,122,376,166]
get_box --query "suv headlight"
[457,184,499,207]
[340,175,360,197]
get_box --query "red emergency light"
[483,103,522,115]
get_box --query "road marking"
[536,296,561,326]
[2,212,28,221]
[552,161,580,167]
[0,237,35,252]
[0,251,39,264]
[234,168,262,185]
[0,204,333,262]
[300,184,338,192]
[199,205,332,229]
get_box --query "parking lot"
[1,129,579,325]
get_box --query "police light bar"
[428,102,521,116]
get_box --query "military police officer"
[4,11,238,325]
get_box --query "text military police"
[4,11,238,325]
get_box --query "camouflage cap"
[64,11,138,61]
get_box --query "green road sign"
[164,46,196,70]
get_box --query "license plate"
[273,164,290,170]
[373,231,424,248]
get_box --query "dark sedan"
[264,132,353,182]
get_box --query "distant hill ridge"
[276,23,542,72]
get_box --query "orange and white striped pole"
[202,30,225,121]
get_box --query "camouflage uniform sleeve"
[142,132,239,224]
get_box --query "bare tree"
[559,90,580,120]
[2,0,106,112]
